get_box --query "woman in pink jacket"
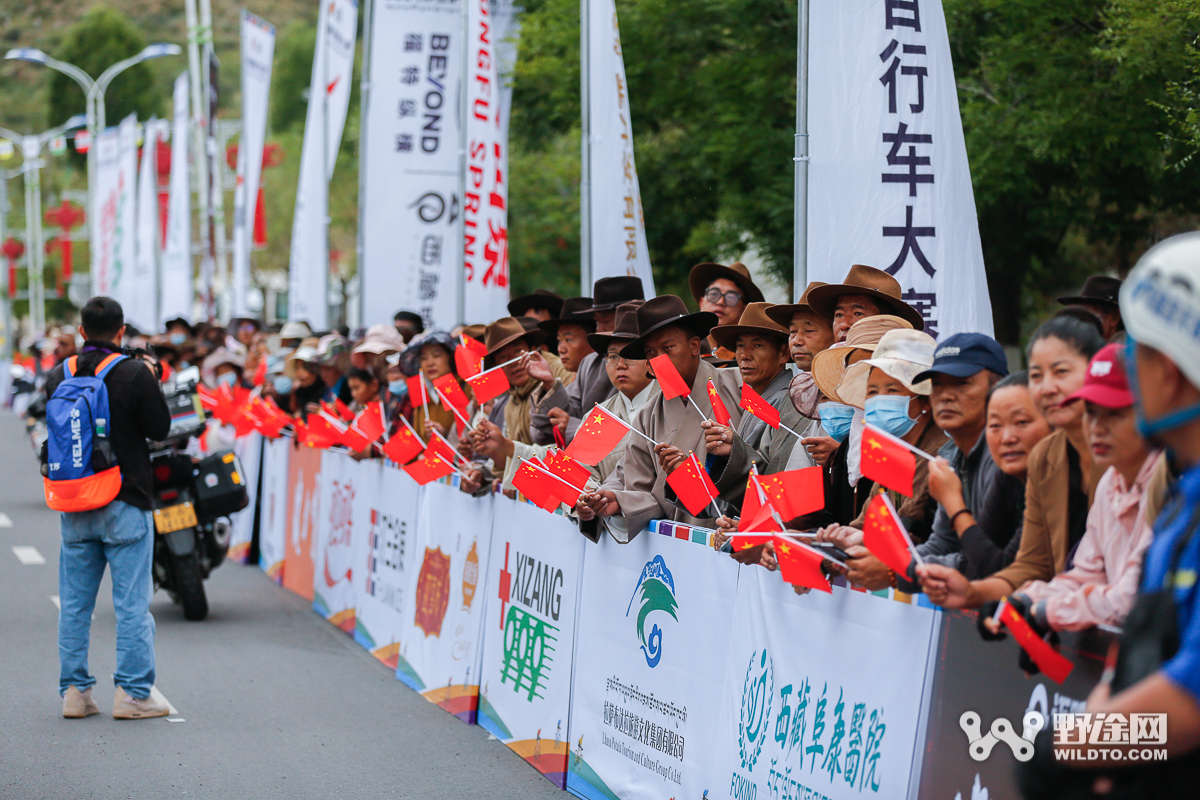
[996,343,1161,632]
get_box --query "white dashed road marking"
[0,512,12,528]
[12,546,45,565]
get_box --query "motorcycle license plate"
[154,502,198,534]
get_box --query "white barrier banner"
[233,11,276,318]
[478,499,584,788]
[567,534,738,800]
[258,435,291,582]
[228,432,263,564]
[807,0,992,339]
[312,451,361,630]
[585,0,655,295]
[287,0,358,330]
[396,480,493,723]
[716,567,938,800]
[91,115,138,301]
[160,74,193,328]
[353,462,422,667]
[129,119,161,331]
[360,0,462,330]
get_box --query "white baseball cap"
[1120,231,1200,389]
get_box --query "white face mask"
[216,372,238,387]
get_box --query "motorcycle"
[148,365,249,620]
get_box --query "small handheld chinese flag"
[334,396,355,422]
[433,373,470,415]
[740,466,824,525]
[466,366,510,405]
[455,336,486,378]
[461,334,488,359]
[403,448,454,485]
[739,383,780,429]
[649,354,691,400]
[544,449,591,493]
[354,401,387,443]
[427,430,461,467]
[565,405,632,465]
[707,379,731,426]
[251,358,267,387]
[382,418,424,464]
[861,423,917,497]
[999,602,1074,684]
[773,538,833,593]
[862,493,919,576]
[406,375,434,408]
[511,459,563,511]
[666,452,719,517]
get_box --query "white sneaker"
[112,686,169,720]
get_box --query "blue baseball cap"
[912,333,1009,383]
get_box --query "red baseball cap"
[1067,343,1133,409]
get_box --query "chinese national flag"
[354,401,387,443]
[649,354,691,400]
[861,423,917,497]
[739,383,780,429]
[707,379,731,426]
[334,397,355,422]
[427,431,460,466]
[304,414,341,449]
[403,448,454,485]
[862,493,916,576]
[251,358,267,387]
[736,501,784,535]
[666,452,719,517]
[292,417,309,445]
[434,373,471,422]
[773,538,833,593]
[512,459,563,511]
[741,467,824,525]
[461,334,488,358]
[382,421,424,464]
[455,336,486,378]
[544,449,591,505]
[406,375,434,408]
[999,602,1074,684]
[466,367,510,405]
[340,423,371,451]
[564,405,631,465]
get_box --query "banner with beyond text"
[360,0,463,331]
[806,0,992,339]
[478,498,584,789]
[287,0,357,330]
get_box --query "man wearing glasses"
[688,261,766,361]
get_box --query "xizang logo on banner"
[497,542,563,702]
[626,556,677,668]
[739,649,774,772]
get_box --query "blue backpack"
[42,352,126,512]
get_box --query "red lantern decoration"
[44,200,85,284]
[1,237,24,299]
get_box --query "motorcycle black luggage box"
[193,451,250,519]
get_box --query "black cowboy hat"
[619,296,719,360]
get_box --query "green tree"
[270,20,318,133]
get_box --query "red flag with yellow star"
[433,374,470,415]
[741,466,824,525]
[707,379,731,426]
[403,447,455,485]
[544,449,591,495]
[511,459,563,511]
[862,493,917,575]
[455,335,487,378]
[861,423,917,497]
[999,601,1074,684]
[773,537,833,593]
[465,366,510,405]
[666,452,719,517]
[649,354,691,400]
[564,405,632,465]
[382,418,424,464]
[353,401,387,443]
[739,382,780,429]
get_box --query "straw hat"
[804,265,925,330]
[708,302,790,352]
[284,346,319,379]
[811,315,914,404]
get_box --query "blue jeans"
[58,500,156,699]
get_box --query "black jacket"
[45,340,172,510]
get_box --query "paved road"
[0,413,563,800]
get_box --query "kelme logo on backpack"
[43,353,126,512]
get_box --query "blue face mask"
[272,375,293,395]
[216,372,237,387]
[388,380,407,398]
[169,332,186,346]
[864,394,918,438]
[818,402,856,443]
[1124,337,1200,442]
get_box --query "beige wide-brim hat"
[860,329,937,396]
[284,346,319,379]
[811,315,914,404]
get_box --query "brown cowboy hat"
[585,276,645,312]
[587,301,645,354]
[1056,274,1122,310]
[709,303,790,352]
[688,261,765,306]
[539,297,598,336]
[619,296,719,360]
[484,316,546,359]
[507,289,564,318]
[804,265,925,330]
[764,281,829,328]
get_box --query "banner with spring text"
[360,0,463,331]
[567,532,738,800]
[352,461,423,667]
[715,566,939,800]
[478,498,585,788]
[395,480,494,723]
[258,435,291,582]
[311,447,361,631]
[160,74,193,328]
[233,11,276,318]
[806,0,991,339]
[227,431,263,564]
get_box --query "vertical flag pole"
[457,0,470,327]
[792,0,810,299]
[356,0,374,331]
[322,3,331,329]
[579,0,591,296]
[184,0,207,318]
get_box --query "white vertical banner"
[258,435,291,583]
[160,74,193,328]
[462,0,511,323]
[312,450,359,630]
[806,0,993,339]
[360,0,462,330]
[129,119,161,331]
[91,116,138,303]
[234,11,276,319]
[586,0,655,295]
[90,127,119,298]
[287,0,358,330]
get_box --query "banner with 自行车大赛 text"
[311,448,360,631]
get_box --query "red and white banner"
[287,0,357,330]
[312,449,360,631]
[233,11,276,319]
[129,119,163,331]
[160,74,193,328]
[806,0,992,339]
[91,115,139,305]
[585,0,656,295]
[360,0,462,330]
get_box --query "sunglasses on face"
[704,287,744,306]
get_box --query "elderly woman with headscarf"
[399,331,473,443]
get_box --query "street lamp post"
[4,44,182,300]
